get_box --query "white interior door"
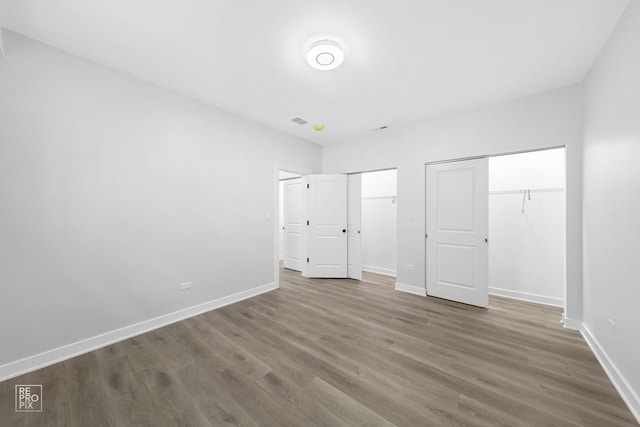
[347,174,362,280]
[283,178,305,272]
[305,174,348,278]
[426,158,489,308]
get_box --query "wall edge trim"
[0,282,277,382]
[362,265,397,277]
[489,286,564,307]
[561,315,582,331]
[395,282,427,297]
[580,323,640,424]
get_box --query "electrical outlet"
[406,264,415,270]
[608,318,616,335]
[179,282,192,291]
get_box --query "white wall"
[582,0,640,418]
[488,149,565,306]
[0,31,321,372]
[323,85,584,321]
[361,169,397,276]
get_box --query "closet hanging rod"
[488,187,564,195]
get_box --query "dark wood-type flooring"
[1,268,637,426]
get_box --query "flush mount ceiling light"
[307,40,344,71]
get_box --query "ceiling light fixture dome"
[307,40,344,71]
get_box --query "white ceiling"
[0,0,630,145]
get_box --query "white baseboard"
[489,286,564,307]
[561,314,582,331]
[0,282,277,382]
[362,265,397,277]
[580,324,640,424]
[395,282,427,297]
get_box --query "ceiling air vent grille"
[291,117,308,125]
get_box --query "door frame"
[356,168,399,280]
[349,167,398,282]
[424,145,567,310]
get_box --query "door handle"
[342,229,346,233]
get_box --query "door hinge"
[425,233,428,239]
[307,257,309,263]
[306,220,309,225]
[307,183,309,189]
[485,238,488,243]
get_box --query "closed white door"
[426,158,489,308]
[283,178,305,272]
[305,174,348,278]
[347,174,362,280]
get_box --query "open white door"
[283,178,305,272]
[347,174,362,280]
[426,158,489,308]
[304,174,348,278]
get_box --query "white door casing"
[426,158,489,308]
[283,177,305,272]
[304,174,348,278]
[347,174,362,280]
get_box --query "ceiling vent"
[291,117,308,125]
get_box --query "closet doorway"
[488,148,566,307]
[425,147,566,308]
[360,169,398,278]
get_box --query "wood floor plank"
[1,267,637,426]
[64,352,122,427]
[175,360,261,427]
[93,351,156,426]
[305,377,396,427]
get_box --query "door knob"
[342,229,346,233]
